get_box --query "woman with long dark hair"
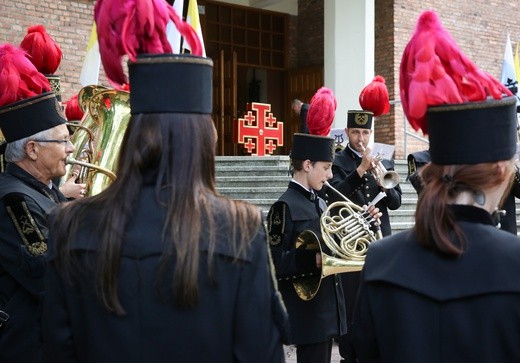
[41,3,287,362]
[351,10,520,362]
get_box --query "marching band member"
[42,1,287,362]
[325,77,402,363]
[0,43,72,363]
[268,132,347,363]
[268,87,381,363]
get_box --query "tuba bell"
[290,182,383,301]
[62,86,131,196]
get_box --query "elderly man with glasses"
[0,44,76,363]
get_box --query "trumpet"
[288,182,383,301]
[358,142,400,189]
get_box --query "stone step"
[216,165,290,176]
[214,156,520,236]
[219,189,419,207]
[216,155,290,167]
[216,175,291,188]
[218,187,288,200]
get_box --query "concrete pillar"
[324,0,375,129]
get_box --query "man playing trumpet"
[328,109,402,236]
[324,77,402,363]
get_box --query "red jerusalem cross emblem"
[234,102,284,156]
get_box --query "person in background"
[325,77,402,363]
[42,2,287,362]
[352,10,520,362]
[292,98,310,133]
[327,76,401,238]
[405,149,431,194]
[57,171,86,200]
[0,43,73,363]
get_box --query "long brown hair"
[415,160,514,258]
[51,113,261,314]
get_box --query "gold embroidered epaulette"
[267,202,286,246]
[4,194,47,255]
[408,157,417,175]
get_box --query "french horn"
[290,182,383,301]
[62,85,131,196]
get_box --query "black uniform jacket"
[328,146,402,237]
[0,163,66,363]
[42,186,286,363]
[267,182,347,345]
[352,205,520,363]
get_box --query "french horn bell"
[289,182,383,301]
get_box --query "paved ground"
[284,341,343,362]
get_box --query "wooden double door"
[212,50,323,156]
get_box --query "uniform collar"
[289,180,317,201]
[6,162,66,202]
[6,163,49,191]
[347,143,363,158]
[448,204,496,227]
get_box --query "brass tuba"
[62,86,131,196]
[290,182,383,301]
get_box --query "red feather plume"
[0,44,51,108]
[19,25,62,75]
[400,10,511,135]
[94,0,202,90]
[359,75,390,117]
[64,93,84,121]
[306,87,337,136]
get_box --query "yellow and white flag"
[166,0,185,53]
[184,0,206,56]
[500,33,516,87]
[514,43,520,85]
[79,23,101,86]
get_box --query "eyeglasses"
[32,139,73,146]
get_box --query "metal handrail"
[390,99,429,157]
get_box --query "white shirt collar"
[347,143,364,158]
[291,178,314,194]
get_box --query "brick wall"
[374,0,396,150]
[0,0,102,103]
[287,15,298,69]
[2,0,519,158]
[296,0,324,68]
[383,0,520,158]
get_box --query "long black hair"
[51,113,261,313]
